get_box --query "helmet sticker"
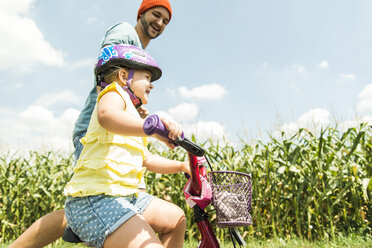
[98,46,118,65]
[132,50,146,57]
[124,52,133,59]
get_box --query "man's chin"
[149,32,160,39]
[147,28,161,39]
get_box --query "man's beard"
[140,16,160,39]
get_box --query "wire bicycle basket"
[209,171,252,228]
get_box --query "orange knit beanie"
[137,0,172,21]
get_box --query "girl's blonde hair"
[101,66,129,88]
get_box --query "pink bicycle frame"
[188,152,219,248]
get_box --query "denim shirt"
[72,22,143,141]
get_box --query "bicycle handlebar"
[143,114,205,157]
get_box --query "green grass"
[1,235,371,248]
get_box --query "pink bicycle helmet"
[94,44,162,108]
[95,44,162,82]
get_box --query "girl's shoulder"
[98,82,128,101]
[98,82,137,114]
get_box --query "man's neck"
[135,23,150,49]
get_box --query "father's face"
[139,6,170,39]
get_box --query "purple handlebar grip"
[143,114,184,145]
[143,114,169,138]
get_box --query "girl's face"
[130,69,154,105]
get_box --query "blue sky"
[1,0,372,152]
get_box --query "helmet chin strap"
[122,69,142,108]
[98,69,142,108]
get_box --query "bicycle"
[63,114,252,247]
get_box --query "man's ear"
[118,69,128,85]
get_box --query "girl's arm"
[98,91,183,146]
[143,153,190,175]
[98,91,146,136]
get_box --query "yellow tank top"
[65,82,148,197]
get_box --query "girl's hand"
[180,161,191,175]
[161,117,182,140]
[153,134,177,149]
[153,117,183,149]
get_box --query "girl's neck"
[114,81,126,88]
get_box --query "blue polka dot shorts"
[65,192,155,248]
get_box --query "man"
[9,1,172,247]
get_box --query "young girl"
[64,44,189,248]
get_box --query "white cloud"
[256,61,268,75]
[317,60,328,69]
[165,87,177,98]
[338,115,372,132]
[339,74,356,81]
[70,58,96,70]
[167,103,199,122]
[286,63,306,75]
[357,99,372,113]
[12,83,24,90]
[86,17,97,24]
[0,0,64,72]
[18,105,79,137]
[85,16,104,26]
[154,111,175,122]
[357,84,372,114]
[35,90,83,108]
[275,85,372,138]
[297,108,330,127]
[19,105,55,129]
[261,61,268,69]
[154,105,227,142]
[278,122,300,136]
[276,104,371,139]
[277,108,331,137]
[0,105,79,153]
[358,84,372,100]
[146,119,228,148]
[184,121,227,142]
[0,0,33,13]
[179,84,227,100]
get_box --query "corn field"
[1,124,371,243]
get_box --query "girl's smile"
[130,69,153,105]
